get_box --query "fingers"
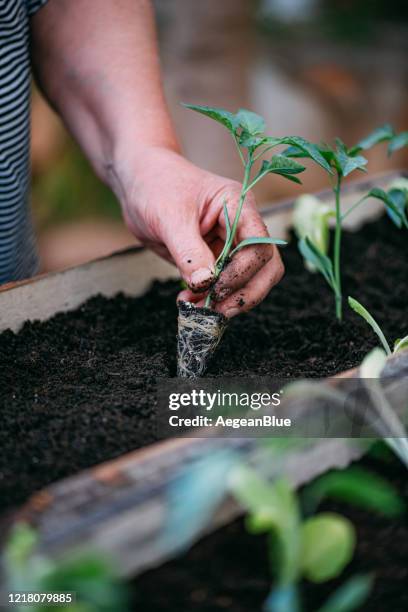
[215,251,284,318]
[177,287,201,304]
[177,248,284,318]
[212,192,274,302]
[163,219,216,293]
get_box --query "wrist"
[105,132,181,200]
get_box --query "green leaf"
[182,103,238,133]
[239,133,267,148]
[348,296,392,355]
[230,470,301,586]
[300,513,355,583]
[334,146,368,177]
[5,523,38,570]
[276,173,303,185]
[230,467,288,532]
[41,555,127,611]
[262,155,306,175]
[367,187,408,229]
[223,200,231,242]
[351,124,394,154]
[230,237,287,257]
[280,137,333,174]
[317,574,373,612]
[317,144,337,165]
[388,131,408,155]
[253,155,305,185]
[235,108,265,135]
[298,237,335,288]
[302,466,406,517]
[387,188,408,228]
[394,335,408,354]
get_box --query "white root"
[177,302,228,378]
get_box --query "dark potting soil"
[131,454,408,612]
[0,214,407,512]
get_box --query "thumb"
[163,220,216,292]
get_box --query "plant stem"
[233,134,246,167]
[333,175,343,320]
[204,157,253,308]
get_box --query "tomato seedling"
[288,125,408,320]
[178,104,332,377]
[182,104,333,305]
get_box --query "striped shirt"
[0,0,48,284]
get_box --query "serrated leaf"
[348,296,391,355]
[388,131,408,155]
[235,108,265,135]
[317,574,373,612]
[230,236,287,257]
[261,155,306,175]
[317,144,337,164]
[182,103,238,133]
[351,123,394,154]
[255,155,305,185]
[394,335,408,353]
[334,147,368,177]
[302,466,406,517]
[239,132,267,148]
[299,237,334,288]
[280,137,333,174]
[367,187,408,229]
[278,173,303,185]
[301,513,355,583]
[281,145,306,158]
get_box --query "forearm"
[31,0,179,195]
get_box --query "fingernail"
[190,267,214,289]
[225,308,240,319]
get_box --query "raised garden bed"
[0,172,407,598]
[0,210,407,514]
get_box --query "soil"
[131,453,408,612]
[0,214,407,513]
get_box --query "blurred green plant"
[229,468,373,612]
[302,465,406,518]
[4,523,128,612]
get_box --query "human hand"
[117,147,284,318]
